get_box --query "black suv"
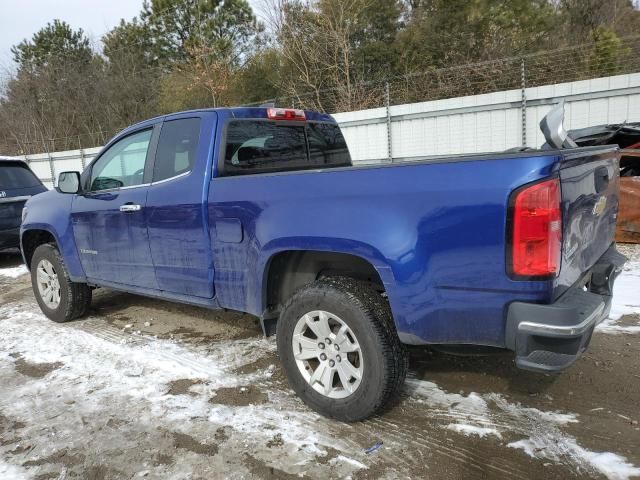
[0,158,47,251]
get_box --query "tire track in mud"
[3,296,639,479]
[71,312,535,478]
[399,376,640,479]
[0,303,371,478]
[361,412,532,479]
[42,311,601,479]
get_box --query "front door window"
[90,129,152,191]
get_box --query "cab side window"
[222,120,351,176]
[223,121,307,175]
[90,129,152,191]
[307,123,351,166]
[153,118,201,183]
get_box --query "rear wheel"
[277,276,407,421]
[30,244,91,323]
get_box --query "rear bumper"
[0,227,20,251]
[505,244,627,373]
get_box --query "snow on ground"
[0,302,365,478]
[0,459,29,480]
[446,423,502,439]
[1,245,639,478]
[597,260,640,334]
[407,379,640,480]
[509,438,640,480]
[0,264,27,279]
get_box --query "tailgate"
[555,147,620,298]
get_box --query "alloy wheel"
[36,259,61,309]
[291,310,363,399]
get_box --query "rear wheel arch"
[261,250,391,333]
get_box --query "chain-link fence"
[257,35,640,114]
[4,35,640,167]
[333,70,640,164]
[16,68,640,187]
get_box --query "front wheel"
[276,277,408,422]
[30,243,92,323]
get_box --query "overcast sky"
[0,0,145,74]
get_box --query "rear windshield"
[0,163,41,189]
[223,120,351,176]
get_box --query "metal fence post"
[385,82,393,162]
[79,135,86,169]
[521,59,527,148]
[47,139,56,186]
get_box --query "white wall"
[13,72,640,185]
[20,147,101,189]
[334,72,640,164]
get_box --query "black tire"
[276,276,408,422]
[30,243,92,323]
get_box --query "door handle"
[119,204,141,213]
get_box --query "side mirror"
[56,171,81,194]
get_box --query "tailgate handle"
[594,166,609,193]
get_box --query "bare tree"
[263,0,381,112]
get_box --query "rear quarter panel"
[209,154,560,347]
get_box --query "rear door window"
[0,164,41,190]
[153,118,202,182]
[222,120,351,176]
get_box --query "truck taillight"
[509,177,562,278]
[267,108,306,121]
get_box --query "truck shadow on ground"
[406,346,557,398]
[88,286,557,400]
[2,248,558,401]
[88,288,262,341]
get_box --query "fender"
[21,191,86,282]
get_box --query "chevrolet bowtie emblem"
[592,196,607,217]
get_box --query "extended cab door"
[71,127,159,289]
[145,116,215,298]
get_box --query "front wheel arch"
[30,243,92,322]
[21,229,57,270]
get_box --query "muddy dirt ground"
[1,246,639,480]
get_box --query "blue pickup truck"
[21,106,626,421]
